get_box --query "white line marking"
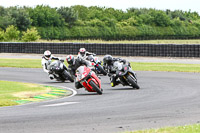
[43,102,79,107]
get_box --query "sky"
[1,0,200,14]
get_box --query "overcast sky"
[1,0,200,14]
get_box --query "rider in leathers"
[77,48,96,60]
[66,55,90,89]
[41,50,66,80]
[103,55,129,87]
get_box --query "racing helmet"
[44,50,51,60]
[103,54,113,65]
[66,55,75,65]
[79,48,86,58]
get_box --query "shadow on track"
[108,87,140,91]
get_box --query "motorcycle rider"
[77,48,96,60]
[103,54,129,87]
[66,55,90,89]
[41,50,66,80]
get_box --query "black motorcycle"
[112,61,140,89]
[49,60,74,82]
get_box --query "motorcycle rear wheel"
[89,80,103,95]
[127,75,140,89]
[63,70,74,82]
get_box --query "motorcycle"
[48,60,74,82]
[87,55,107,76]
[112,61,140,89]
[76,65,103,95]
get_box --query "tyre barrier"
[0,42,199,57]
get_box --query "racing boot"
[110,75,119,87]
[75,81,82,89]
[49,74,54,80]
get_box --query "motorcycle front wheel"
[89,80,103,95]
[127,75,140,89]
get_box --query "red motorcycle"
[76,65,103,95]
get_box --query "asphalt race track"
[0,67,200,133]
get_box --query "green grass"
[0,58,69,68]
[0,58,42,68]
[36,39,200,44]
[131,62,200,73]
[123,124,200,133]
[0,58,200,73]
[0,80,51,106]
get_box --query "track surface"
[0,67,200,133]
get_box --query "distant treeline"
[1,5,200,40]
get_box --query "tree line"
[0,5,200,41]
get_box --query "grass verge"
[0,58,41,68]
[131,62,200,73]
[123,124,200,133]
[0,80,51,107]
[0,58,200,73]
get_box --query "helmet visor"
[45,55,51,58]
[80,51,85,56]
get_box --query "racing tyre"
[96,65,107,75]
[89,80,103,95]
[127,75,140,89]
[63,70,74,82]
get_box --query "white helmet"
[79,48,86,58]
[44,50,51,60]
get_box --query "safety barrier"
[0,42,199,57]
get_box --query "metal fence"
[0,42,200,57]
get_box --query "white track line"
[43,102,79,107]
[40,84,79,107]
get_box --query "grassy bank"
[0,80,51,106]
[123,124,200,133]
[37,39,200,44]
[0,58,200,73]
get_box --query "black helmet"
[66,55,75,65]
[103,55,113,64]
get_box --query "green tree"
[6,6,32,31]
[28,5,65,27]
[57,7,78,26]
[0,16,15,30]
[72,5,89,20]
[0,6,15,30]
[150,10,171,26]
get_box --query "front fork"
[123,72,137,83]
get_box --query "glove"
[108,73,112,77]
[128,62,131,67]
[48,70,53,74]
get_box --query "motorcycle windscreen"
[48,60,59,70]
[76,66,91,81]
[113,61,123,71]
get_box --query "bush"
[4,25,20,41]
[21,27,40,42]
[0,29,5,41]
